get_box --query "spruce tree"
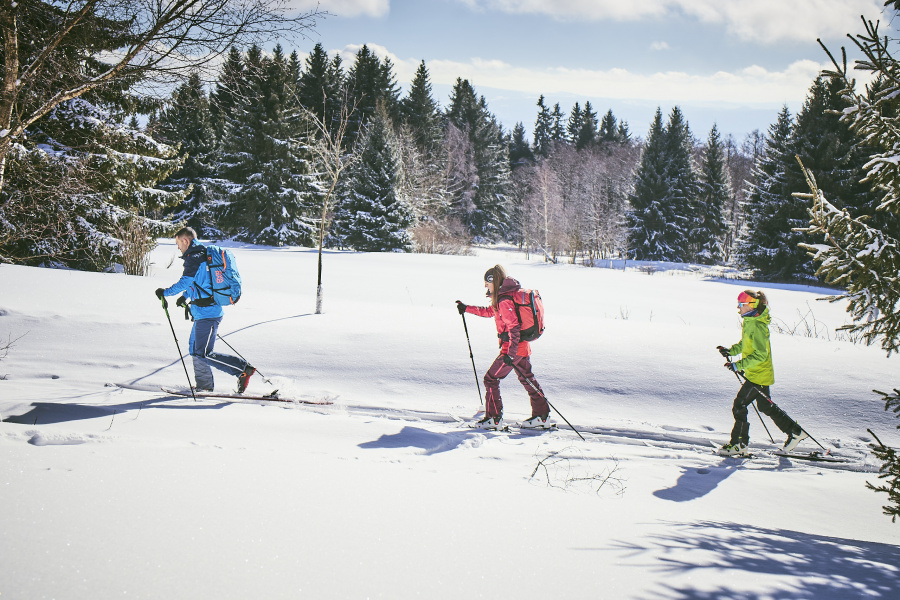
[472,98,512,240]
[156,73,221,236]
[694,124,731,263]
[400,61,443,153]
[331,105,412,251]
[533,95,553,158]
[550,103,566,142]
[298,43,343,128]
[509,122,534,169]
[576,101,598,150]
[617,121,632,144]
[599,109,619,144]
[446,79,511,239]
[740,76,874,279]
[799,5,900,519]
[345,45,401,148]
[663,106,699,261]
[211,47,246,138]
[626,108,676,260]
[567,102,584,145]
[217,45,318,246]
[737,105,794,273]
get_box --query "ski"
[707,440,849,463]
[160,387,333,406]
[465,420,509,432]
[108,382,333,406]
[463,420,557,434]
[772,450,849,463]
[514,421,558,432]
[709,439,753,458]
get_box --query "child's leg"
[730,380,757,445]
[754,388,801,436]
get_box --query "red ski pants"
[483,355,549,419]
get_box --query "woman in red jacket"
[456,264,549,429]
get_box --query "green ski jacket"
[729,307,774,386]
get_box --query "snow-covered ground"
[1,241,898,599]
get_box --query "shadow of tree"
[619,520,900,599]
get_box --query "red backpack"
[504,289,545,342]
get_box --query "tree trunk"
[0,2,20,199]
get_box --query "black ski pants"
[730,379,800,445]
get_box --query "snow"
[1,242,899,599]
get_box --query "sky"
[283,0,895,142]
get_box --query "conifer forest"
[0,0,889,284]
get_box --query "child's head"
[737,290,767,316]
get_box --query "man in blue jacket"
[155,227,255,393]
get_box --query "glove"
[717,345,730,358]
[176,296,187,308]
[456,301,467,315]
[155,288,165,299]
[724,361,738,372]
[502,354,515,366]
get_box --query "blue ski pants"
[189,317,247,390]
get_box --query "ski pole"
[511,362,585,441]
[459,311,484,405]
[729,361,830,452]
[740,377,829,452]
[216,334,272,384]
[160,296,196,401]
[720,351,775,443]
[737,374,775,444]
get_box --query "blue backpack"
[195,245,241,306]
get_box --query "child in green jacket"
[717,290,807,457]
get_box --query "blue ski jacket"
[163,240,224,320]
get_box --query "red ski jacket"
[465,277,531,357]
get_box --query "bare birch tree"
[304,98,356,314]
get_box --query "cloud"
[346,43,828,106]
[649,41,670,51]
[454,0,888,44]
[332,41,878,109]
[289,0,389,18]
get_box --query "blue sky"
[288,0,892,141]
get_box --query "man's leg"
[190,318,217,390]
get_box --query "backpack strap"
[498,293,523,329]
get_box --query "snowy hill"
[1,241,899,599]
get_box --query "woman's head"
[484,264,507,307]
[737,290,768,316]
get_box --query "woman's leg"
[513,356,549,417]
[483,355,513,417]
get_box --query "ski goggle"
[484,271,494,283]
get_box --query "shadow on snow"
[614,520,900,599]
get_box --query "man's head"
[174,227,197,254]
